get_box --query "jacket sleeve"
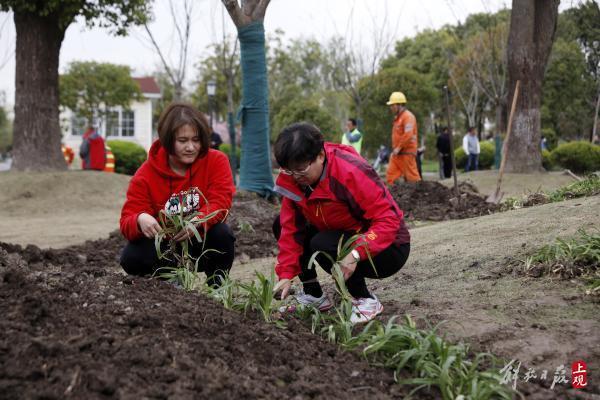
[462,135,469,154]
[275,197,306,280]
[338,162,402,261]
[79,137,89,159]
[198,152,235,232]
[120,175,153,241]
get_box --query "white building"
[61,77,161,153]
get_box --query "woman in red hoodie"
[272,122,410,324]
[119,102,235,286]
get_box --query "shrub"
[219,143,241,167]
[454,141,495,169]
[542,149,554,170]
[541,127,558,150]
[107,140,147,175]
[550,141,600,174]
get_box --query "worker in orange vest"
[61,144,74,167]
[104,144,115,173]
[385,92,421,184]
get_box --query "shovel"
[487,81,520,204]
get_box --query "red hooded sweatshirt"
[120,140,235,241]
[274,143,410,280]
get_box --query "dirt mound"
[389,181,499,221]
[0,238,409,399]
[228,192,279,259]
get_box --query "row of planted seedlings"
[152,202,515,400]
[523,228,600,296]
[501,174,600,211]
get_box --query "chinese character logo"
[572,360,587,389]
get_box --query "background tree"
[142,0,193,101]
[0,0,150,171]
[359,67,436,155]
[221,0,274,198]
[541,38,595,143]
[60,61,142,130]
[152,70,176,128]
[327,2,398,126]
[0,104,12,156]
[505,0,560,172]
[559,1,600,142]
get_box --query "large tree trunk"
[222,0,273,197]
[12,12,67,171]
[505,0,559,173]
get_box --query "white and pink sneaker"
[350,295,383,324]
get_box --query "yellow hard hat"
[386,91,407,105]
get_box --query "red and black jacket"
[120,140,235,241]
[274,143,410,280]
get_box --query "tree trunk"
[222,0,273,197]
[505,0,559,173]
[592,85,600,142]
[12,12,67,171]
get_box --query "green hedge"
[107,140,147,175]
[542,149,554,170]
[550,141,600,173]
[454,141,495,169]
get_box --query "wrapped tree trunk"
[12,12,67,171]
[505,0,559,172]
[222,0,274,197]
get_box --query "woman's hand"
[339,253,358,280]
[273,278,291,300]
[137,213,161,238]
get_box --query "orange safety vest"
[104,145,115,173]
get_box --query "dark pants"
[120,223,235,287]
[273,216,410,299]
[466,153,479,172]
[441,154,452,178]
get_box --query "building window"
[70,109,135,137]
[106,111,120,137]
[121,110,135,137]
[104,109,135,137]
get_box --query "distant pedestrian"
[210,131,223,150]
[436,127,452,178]
[385,91,421,183]
[341,118,363,155]
[462,126,480,172]
[80,126,106,171]
[372,145,390,172]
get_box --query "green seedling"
[153,189,225,291]
[238,220,255,233]
[239,269,279,323]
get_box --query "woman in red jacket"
[272,122,410,324]
[119,103,235,286]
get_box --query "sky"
[0,0,578,110]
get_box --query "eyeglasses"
[281,160,312,177]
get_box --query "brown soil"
[389,180,499,221]
[228,191,279,260]
[0,236,416,399]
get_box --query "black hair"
[274,122,324,169]
[468,126,476,132]
[348,118,357,127]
